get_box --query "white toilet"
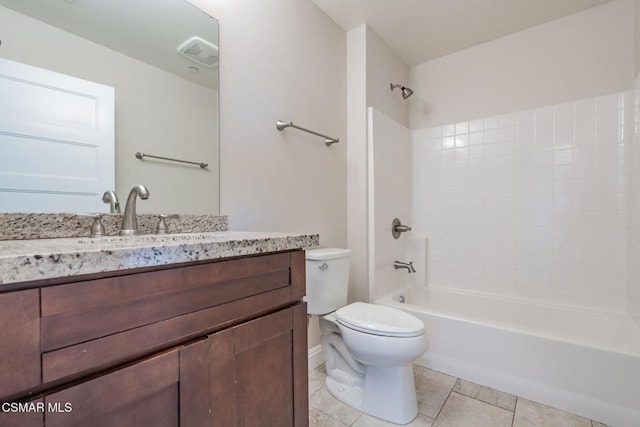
[306,248,428,425]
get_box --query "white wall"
[409,0,635,129]
[366,28,410,128]
[186,0,348,348]
[347,25,410,303]
[188,0,346,239]
[630,79,640,324]
[367,108,413,301]
[0,5,219,214]
[347,25,369,304]
[635,0,640,76]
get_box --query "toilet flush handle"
[319,263,329,271]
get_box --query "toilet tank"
[305,248,351,315]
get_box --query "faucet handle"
[77,213,105,237]
[102,190,121,214]
[156,214,178,234]
[392,218,412,239]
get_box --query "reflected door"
[0,57,114,212]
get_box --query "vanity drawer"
[40,252,301,352]
[39,251,305,383]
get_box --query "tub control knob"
[392,218,412,239]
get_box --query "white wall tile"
[470,119,483,132]
[411,91,631,314]
[574,98,596,117]
[597,108,622,128]
[455,121,469,134]
[597,93,621,111]
[554,132,573,149]
[442,124,455,137]
[484,116,500,129]
[574,129,596,146]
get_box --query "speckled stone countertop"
[0,213,228,240]
[0,231,319,285]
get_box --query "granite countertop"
[0,231,319,285]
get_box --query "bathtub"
[376,286,640,427]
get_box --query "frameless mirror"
[0,0,219,214]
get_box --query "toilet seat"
[334,302,424,338]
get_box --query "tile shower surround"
[412,92,630,313]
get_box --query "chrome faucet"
[102,190,121,214]
[120,184,150,235]
[394,260,416,273]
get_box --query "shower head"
[390,83,414,99]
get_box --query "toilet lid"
[334,302,424,337]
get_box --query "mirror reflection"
[0,0,219,214]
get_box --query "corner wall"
[188,0,347,242]
[410,0,635,129]
[635,0,640,76]
[630,79,640,324]
[347,25,410,303]
[186,0,347,349]
[368,108,413,301]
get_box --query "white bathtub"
[376,286,640,427]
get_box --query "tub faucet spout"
[120,184,150,235]
[394,260,416,273]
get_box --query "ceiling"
[312,0,614,66]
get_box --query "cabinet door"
[45,350,179,427]
[0,289,40,400]
[210,303,308,427]
[0,398,44,427]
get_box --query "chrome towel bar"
[276,120,339,146]
[135,152,208,169]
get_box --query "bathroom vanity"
[0,230,317,426]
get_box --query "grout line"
[511,398,518,427]
[431,385,456,423]
[453,387,517,413]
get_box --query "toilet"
[306,248,428,425]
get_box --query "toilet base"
[325,364,419,425]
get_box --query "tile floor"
[308,364,608,427]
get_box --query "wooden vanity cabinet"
[0,290,41,399]
[208,303,308,426]
[0,250,308,427]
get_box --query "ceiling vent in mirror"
[177,36,218,68]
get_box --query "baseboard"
[308,344,324,370]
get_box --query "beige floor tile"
[452,379,517,411]
[352,412,435,427]
[432,392,513,427]
[309,365,327,396]
[513,399,591,427]
[309,407,350,427]
[413,366,458,418]
[309,387,362,426]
